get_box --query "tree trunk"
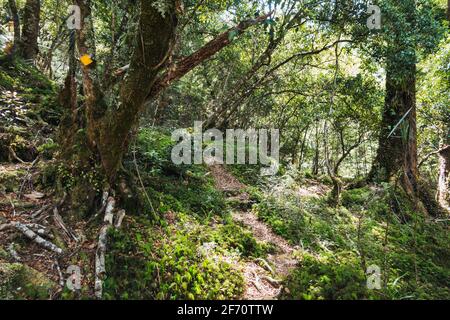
[72,0,269,183]
[368,0,420,198]
[447,0,450,22]
[57,0,270,217]
[7,0,20,50]
[438,1,450,211]
[18,0,40,61]
[369,62,418,195]
[75,0,177,182]
[438,143,450,211]
[298,125,309,168]
[312,121,320,175]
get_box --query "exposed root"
[115,209,126,228]
[54,260,65,287]
[255,257,275,275]
[31,204,51,220]
[260,275,282,285]
[95,224,109,298]
[251,270,263,293]
[8,146,29,164]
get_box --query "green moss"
[125,127,227,218]
[0,247,9,260]
[254,182,450,300]
[0,168,27,193]
[341,187,373,207]
[0,262,56,300]
[0,57,55,93]
[103,213,258,300]
[282,252,371,300]
[0,70,17,89]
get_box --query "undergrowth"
[103,211,269,299]
[104,128,268,299]
[253,179,450,300]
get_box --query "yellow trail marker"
[80,54,93,66]
[8,21,14,32]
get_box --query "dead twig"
[53,207,78,243]
[7,195,16,217]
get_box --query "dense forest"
[0,0,449,301]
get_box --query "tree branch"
[419,145,450,168]
[146,12,273,100]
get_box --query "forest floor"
[1,60,448,300]
[209,165,299,299]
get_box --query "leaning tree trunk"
[75,0,178,182]
[18,0,40,61]
[57,0,270,217]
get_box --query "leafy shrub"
[341,187,373,207]
[37,140,59,159]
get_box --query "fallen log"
[12,221,63,254]
[94,196,127,299]
[94,196,116,299]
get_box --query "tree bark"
[76,0,178,181]
[7,0,20,50]
[312,121,320,175]
[447,0,450,22]
[56,0,271,219]
[437,144,450,211]
[70,0,270,184]
[18,0,40,61]
[369,62,418,194]
[147,12,273,100]
[368,0,419,198]
[438,0,450,211]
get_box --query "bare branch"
[147,12,273,100]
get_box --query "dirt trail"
[209,165,298,300]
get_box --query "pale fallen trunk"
[94,197,126,299]
[13,221,63,254]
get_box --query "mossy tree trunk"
[447,0,450,21]
[438,142,450,211]
[75,0,177,179]
[437,9,450,211]
[57,0,270,216]
[7,0,20,51]
[84,2,177,181]
[369,63,418,193]
[18,0,40,61]
[368,0,421,202]
[58,0,177,216]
